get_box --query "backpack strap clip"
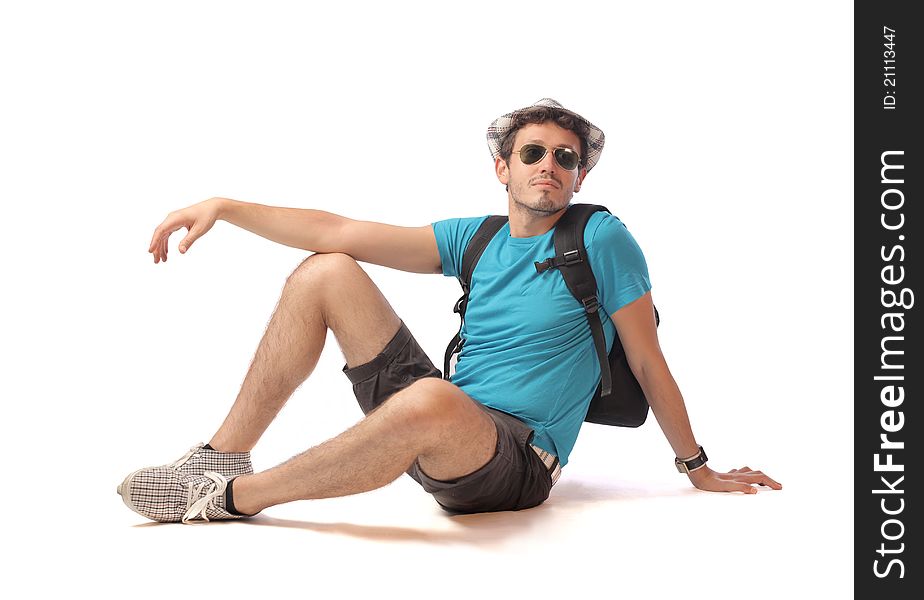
[581,295,600,314]
[453,294,467,314]
[534,249,585,273]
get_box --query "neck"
[507,197,568,238]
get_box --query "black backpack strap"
[443,215,508,380]
[534,204,613,396]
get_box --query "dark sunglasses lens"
[554,149,579,170]
[519,145,546,164]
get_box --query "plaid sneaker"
[118,468,246,523]
[166,443,253,478]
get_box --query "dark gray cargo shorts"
[342,320,556,514]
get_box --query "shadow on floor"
[130,479,691,545]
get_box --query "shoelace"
[182,471,228,523]
[170,444,204,469]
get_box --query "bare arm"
[218,198,349,253]
[610,291,782,493]
[610,292,699,460]
[148,197,442,275]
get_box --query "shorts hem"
[341,321,413,385]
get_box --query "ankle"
[206,439,252,454]
[226,474,261,516]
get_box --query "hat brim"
[486,99,605,172]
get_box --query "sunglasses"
[513,144,582,170]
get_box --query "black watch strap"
[675,446,708,474]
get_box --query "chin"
[511,186,570,216]
[529,198,568,216]
[535,193,569,209]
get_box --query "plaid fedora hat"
[486,98,605,172]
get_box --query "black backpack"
[442,203,659,427]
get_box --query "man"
[119,99,781,524]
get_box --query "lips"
[532,180,559,188]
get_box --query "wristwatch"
[675,446,708,474]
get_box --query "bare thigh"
[292,254,496,481]
[391,378,499,482]
[288,252,403,369]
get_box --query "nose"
[535,149,558,173]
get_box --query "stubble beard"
[510,184,569,218]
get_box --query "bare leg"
[231,377,498,515]
[209,252,403,452]
[203,252,498,513]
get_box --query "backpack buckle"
[562,249,582,265]
[534,258,553,273]
[582,296,600,314]
[534,250,583,273]
[453,295,467,314]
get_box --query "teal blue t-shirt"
[432,209,652,467]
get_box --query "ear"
[495,157,510,185]
[573,166,588,193]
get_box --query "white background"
[1,1,852,597]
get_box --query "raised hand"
[148,198,223,263]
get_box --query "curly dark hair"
[497,106,590,169]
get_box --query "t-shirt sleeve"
[586,213,652,314]
[431,215,491,278]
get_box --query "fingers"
[151,229,168,263]
[739,468,782,490]
[694,464,782,494]
[179,226,202,254]
[149,221,168,263]
[708,473,756,494]
[756,473,783,490]
[148,221,164,253]
[148,214,186,264]
[723,467,783,491]
[149,231,159,262]
[694,474,757,494]
[148,201,219,263]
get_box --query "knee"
[390,378,474,430]
[286,252,362,290]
